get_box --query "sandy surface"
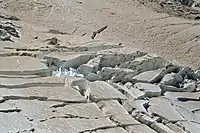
[1,0,200,69]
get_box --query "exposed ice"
[52,67,84,77]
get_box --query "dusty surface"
[0,0,200,68]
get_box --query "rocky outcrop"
[1,42,200,133]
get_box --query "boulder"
[160,78,197,92]
[87,81,127,101]
[99,51,146,68]
[78,55,102,76]
[164,91,200,101]
[97,100,129,115]
[134,83,162,97]
[97,100,139,125]
[178,67,196,80]
[111,69,138,83]
[110,82,145,100]
[165,61,181,73]
[132,69,165,83]
[85,73,101,81]
[173,100,200,112]
[133,113,158,125]
[119,54,168,72]
[44,52,93,69]
[182,81,197,92]
[98,67,138,81]
[77,64,94,76]
[122,100,148,113]
[124,82,146,99]
[174,105,200,123]
[160,73,183,87]
[148,97,184,122]
[159,84,187,92]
